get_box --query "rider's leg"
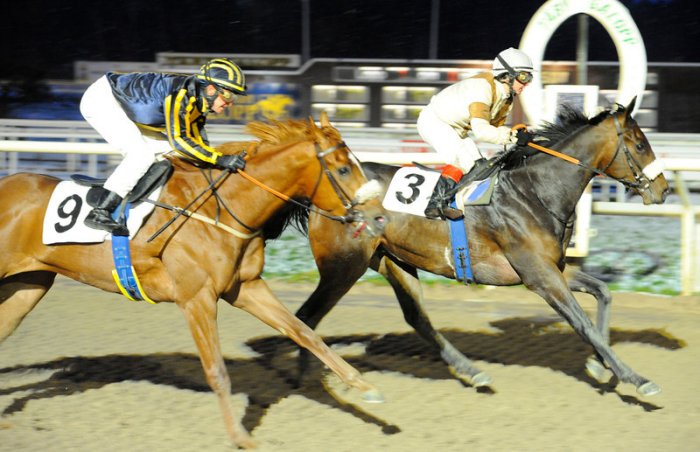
[417,108,480,220]
[84,189,125,233]
[424,165,464,220]
[80,76,163,233]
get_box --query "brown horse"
[0,113,384,449]
[293,99,670,397]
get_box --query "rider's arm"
[164,89,222,164]
[468,102,513,145]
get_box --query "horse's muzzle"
[345,210,387,238]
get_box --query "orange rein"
[527,141,581,165]
[237,169,293,202]
[511,123,581,165]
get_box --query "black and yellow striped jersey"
[106,72,221,164]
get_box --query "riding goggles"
[515,71,533,84]
[216,88,238,102]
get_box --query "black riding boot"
[84,190,127,234]
[424,176,464,220]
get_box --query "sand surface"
[1,277,699,451]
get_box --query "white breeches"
[417,107,482,173]
[80,75,172,198]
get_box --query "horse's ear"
[626,96,637,117]
[308,116,318,131]
[319,111,331,128]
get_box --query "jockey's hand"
[217,152,247,172]
[512,128,535,147]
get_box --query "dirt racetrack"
[1,277,699,452]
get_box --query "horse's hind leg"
[235,279,384,403]
[0,271,56,343]
[378,257,492,387]
[566,267,614,383]
[566,266,612,341]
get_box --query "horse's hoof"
[469,372,492,388]
[637,381,661,397]
[234,434,257,449]
[585,357,612,383]
[362,388,385,403]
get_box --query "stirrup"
[85,210,129,236]
[442,207,464,220]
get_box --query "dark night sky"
[4,0,699,80]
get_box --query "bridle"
[521,108,664,226]
[526,109,664,191]
[596,114,664,191]
[146,140,369,242]
[236,140,366,224]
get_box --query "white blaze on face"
[642,159,665,180]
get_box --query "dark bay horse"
[295,99,670,397]
[0,113,383,449]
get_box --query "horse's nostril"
[373,215,387,231]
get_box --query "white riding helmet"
[492,47,534,77]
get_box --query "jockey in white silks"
[416,47,536,220]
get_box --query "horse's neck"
[184,141,313,229]
[515,135,598,222]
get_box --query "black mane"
[501,104,618,170]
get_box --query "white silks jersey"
[417,72,515,173]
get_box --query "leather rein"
[147,141,362,242]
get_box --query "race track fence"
[2,119,700,294]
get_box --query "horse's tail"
[262,201,310,240]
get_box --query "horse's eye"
[636,143,646,152]
[338,166,351,176]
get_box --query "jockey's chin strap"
[525,115,659,191]
[236,141,362,224]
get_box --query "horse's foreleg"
[0,271,56,343]
[565,267,614,383]
[180,295,256,449]
[235,278,384,403]
[521,262,660,396]
[378,257,492,387]
[294,247,372,384]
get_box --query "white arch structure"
[519,0,647,126]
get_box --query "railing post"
[673,171,696,295]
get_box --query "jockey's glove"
[217,152,247,172]
[513,128,535,147]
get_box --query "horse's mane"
[501,104,619,170]
[215,118,343,158]
[245,118,342,146]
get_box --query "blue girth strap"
[447,199,474,283]
[110,204,155,304]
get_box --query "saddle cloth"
[42,181,161,245]
[382,166,498,217]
